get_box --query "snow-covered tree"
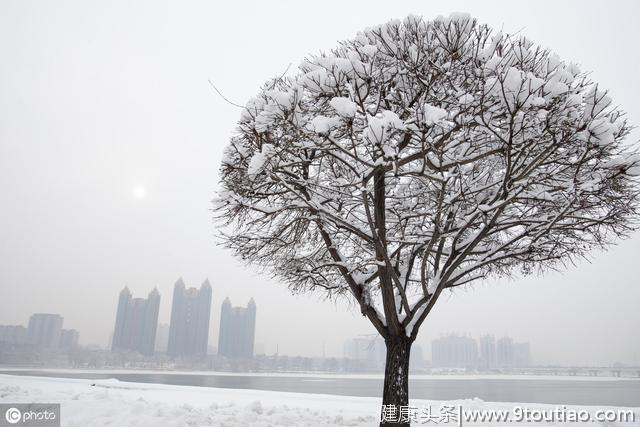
[215,13,639,425]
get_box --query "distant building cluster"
[109,278,256,360]
[432,335,477,368]
[432,334,531,369]
[0,325,27,346]
[0,313,79,350]
[343,336,386,368]
[343,335,425,371]
[0,276,258,364]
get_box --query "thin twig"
[208,79,244,108]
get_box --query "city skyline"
[0,280,558,366]
[0,289,634,366]
[0,304,550,366]
[0,304,628,368]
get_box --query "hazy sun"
[133,185,147,199]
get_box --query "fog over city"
[2,0,640,367]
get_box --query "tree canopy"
[215,13,640,340]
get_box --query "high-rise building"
[154,323,170,353]
[167,278,212,357]
[27,313,63,349]
[218,297,256,359]
[496,336,514,367]
[59,329,79,349]
[411,344,426,370]
[479,335,497,369]
[431,334,478,368]
[496,337,531,367]
[513,342,531,367]
[0,325,27,345]
[111,287,160,356]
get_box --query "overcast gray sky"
[1,0,639,366]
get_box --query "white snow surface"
[1,374,639,426]
[329,97,357,118]
[247,144,276,177]
[0,374,375,427]
[422,104,448,125]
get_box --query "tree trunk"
[381,335,412,427]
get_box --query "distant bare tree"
[215,13,639,426]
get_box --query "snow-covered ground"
[0,374,638,426]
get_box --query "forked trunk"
[380,335,412,427]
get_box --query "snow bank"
[0,374,375,427]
